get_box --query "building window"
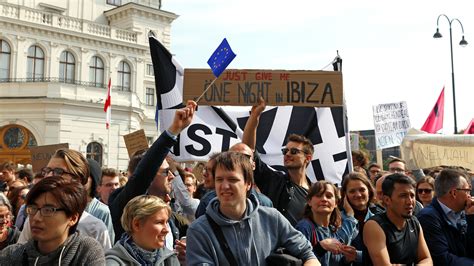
[117,61,131,91]
[107,0,121,6]
[0,40,11,81]
[146,87,155,106]
[59,51,75,83]
[89,56,104,87]
[0,125,37,166]
[27,45,45,81]
[86,142,103,166]
[146,64,154,76]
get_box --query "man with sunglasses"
[417,168,474,265]
[242,98,313,226]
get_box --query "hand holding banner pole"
[195,38,236,104]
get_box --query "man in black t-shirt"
[242,98,313,226]
[363,173,432,265]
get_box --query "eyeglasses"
[281,147,307,155]
[417,188,433,194]
[157,168,171,177]
[41,167,75,177]
[456,188,472,194]
[26,205,65,217]
[389,167,405,173]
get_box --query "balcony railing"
[0,2,138,44]
[0,77,107,88]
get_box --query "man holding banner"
[242,98,313,226]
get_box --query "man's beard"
[401,213,413,219]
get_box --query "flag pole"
[195,77,218,104]
[107,122,111,167]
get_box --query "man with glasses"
[0,177,105,264]
[417,168,474,265]
[242,98,313,225]
[97,168,120,205]
[387,157,407,174]
[18,149,112,250]
[367,163,382,184]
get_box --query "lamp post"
[433,14,468,134]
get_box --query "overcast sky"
[162,0,474,133]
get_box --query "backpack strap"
[205,213,238,266]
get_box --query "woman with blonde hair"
[105,195,179,265]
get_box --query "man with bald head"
[229,143,273,207]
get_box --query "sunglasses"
[417,188,433,194]
[281,147,306,155]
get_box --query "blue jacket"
[186,194,316,265]
[341,203,384,265]
[417,197,474,266]
[295,215,358,266]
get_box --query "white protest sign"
[372,101,411,150]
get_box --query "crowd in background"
[0,100,472,265]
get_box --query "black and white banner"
[159,105,349,184]
[150,35,350,184]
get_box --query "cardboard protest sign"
[123,129,149,158]
[373,101,411,150]
[401,129,474,170]
[29,143,69,172]
[183,69,343,107]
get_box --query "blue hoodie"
[186,194,316,265]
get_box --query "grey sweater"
[0,232,105,265]
[186,194,316,265]
[105,241,180,266]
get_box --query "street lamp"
[433,14,468,134]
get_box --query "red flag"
[421,87,444,133]
[104,78,111,129]
[464,119,474,134]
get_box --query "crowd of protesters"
[0,99,472,265]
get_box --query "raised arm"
[242,97,266,151]
[168,100,197,136]
[363,220,391,266]
[110,101,197,225]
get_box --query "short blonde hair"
[121,195,171,234]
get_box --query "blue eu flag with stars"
[207,38,236,77]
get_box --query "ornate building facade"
[0,0,177,169]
